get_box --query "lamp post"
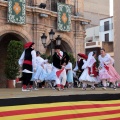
[56,35,62,45]
[49,29,55,56]
[41,33,47,47]
[41,29,62,56]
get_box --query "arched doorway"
[45,40,73,55]
[0,33,26,88]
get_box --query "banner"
[8,0,26,24]
[57,3,71,32]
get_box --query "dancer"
[45,45,69,90]
[65,60,73,88]
[73,53,87,87]
[19,42,36,91]
[98,48,120,90]
[73,53,85,77]
[31,51,48,89]
[79,52,98,90]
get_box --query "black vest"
[77,59,84,72]
[53,52,69,69]
[24,48,33,61]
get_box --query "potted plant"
[5,40,23,88]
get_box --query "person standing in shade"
[19,42,36,91]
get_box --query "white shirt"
[18,50,36,70]
[98,54,114,68]
[36,56,45,66]
[65,62,72,70]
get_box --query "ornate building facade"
[0,0,90,87]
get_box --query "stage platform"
[0,88,120,99]
[0,88,120,106]
[0,88,120,120]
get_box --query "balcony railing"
[85,41,102,49]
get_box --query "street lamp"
[56,35,62,45]
[49,29,55,55]
[49,29,55,40]
[41,29,62,56]
[41,33,47,47]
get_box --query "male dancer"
[73,53,88,87]
[46,45,69,90]
[19,42,36,91]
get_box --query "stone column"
[77,0,84,16]
[74,21,85,57]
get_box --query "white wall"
[85,26,99,42]
[99,17,114,42]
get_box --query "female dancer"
[79,52,98,90]
[98,48,120,90]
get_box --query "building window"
[26,0,33,6]
[104,21,109,31]
[51,0,65,12]
[105,33,109,42]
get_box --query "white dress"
[65,62,73,83]
[79,62,97,82]
[31,56,48,81]
[39,63,53,81]
[79,52,97,83]
[98,54,112,80]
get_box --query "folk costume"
[98,53,120,89]
[73,53,86,77]
[19,42,36,91]
[31,56,48,82]
[45,46,69,90]
[79,52,97,90]
[65,61,73,85]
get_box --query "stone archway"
[0,25,32,42]
[0,32,28,88]
[0,25,32,87]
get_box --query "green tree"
[67,52,76,68]
[5,40,23,80]
[41,54,48,59]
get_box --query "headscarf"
[82,52,96,69]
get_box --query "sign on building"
[8,0,26,24]
[57,2,71,32]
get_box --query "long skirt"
[107,64,120,82]
[99,67,111,80]
[67,70,73,83]
[31,66,43,81]
[79,68,97,83]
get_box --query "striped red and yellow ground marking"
[0,100,120,120]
